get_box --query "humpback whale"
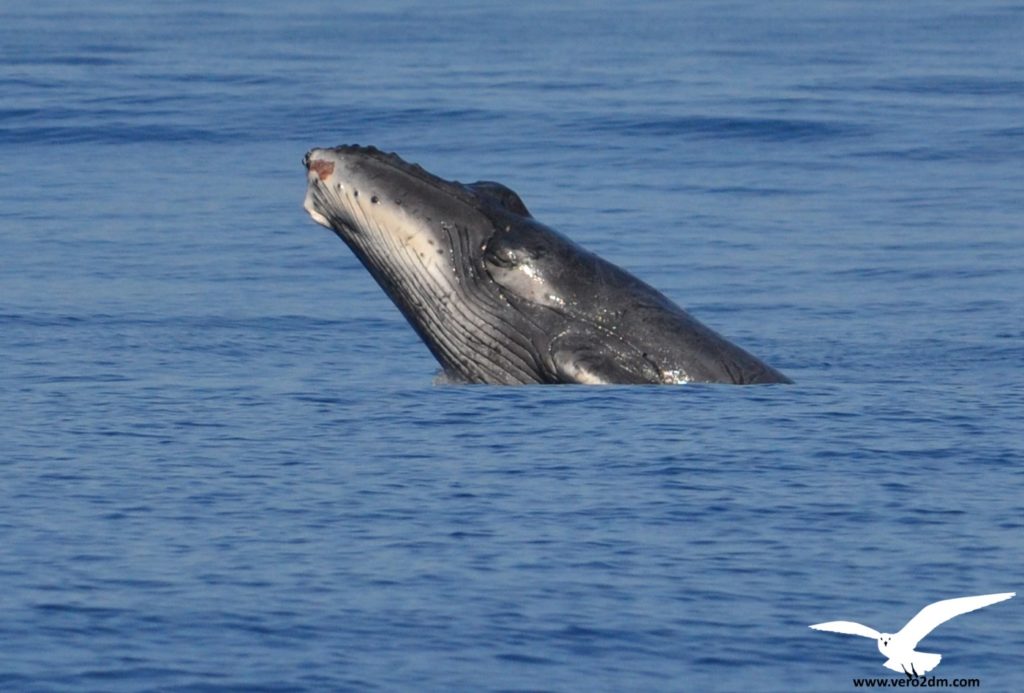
[302,145,790,385]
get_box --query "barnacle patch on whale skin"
[309,159,335,181]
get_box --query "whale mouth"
[302,149,358,231]
[301,177,332,229]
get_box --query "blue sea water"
[2,1,1023,690]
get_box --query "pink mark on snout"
[309,159,335,181]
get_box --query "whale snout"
[302,148,336,228]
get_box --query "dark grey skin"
[302,145,791,385]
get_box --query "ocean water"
[2,1,1022,691]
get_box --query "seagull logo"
[810,592,1014,677]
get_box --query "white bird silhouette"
[810,592,1014,677]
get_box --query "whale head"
[302,145,543,383]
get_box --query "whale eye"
[483,244,517,268]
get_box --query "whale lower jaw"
[303,198,331,228]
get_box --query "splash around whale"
[302,145,791,385]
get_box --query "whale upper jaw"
[302,145,482,235]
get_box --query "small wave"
[585,114,865,143]
[851,130,1024,163]
[870,75,1024,97]
[0,124,228,146]
[1,55,124,68]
